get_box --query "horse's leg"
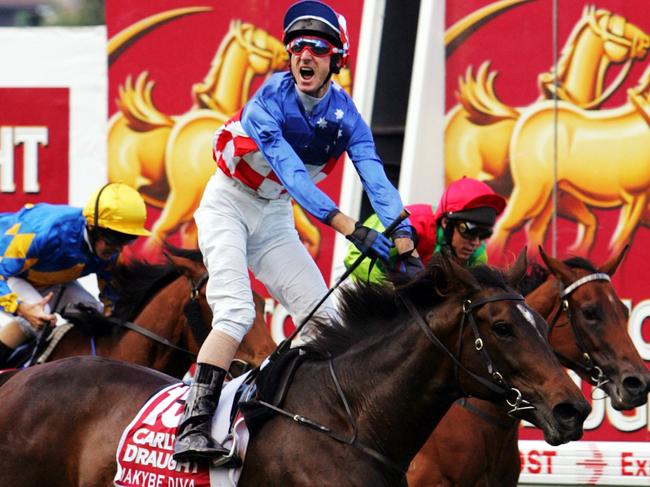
[489,182,552,254]
[145,114,222,252]
[557,193,598,255]
[608,193,647,255]
[642,201,650,228]
[526,196,553,251]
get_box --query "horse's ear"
[599,244,629,276]
[164,252,206,280]
[538,246,574,285]
[505,247,527,288]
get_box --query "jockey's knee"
[212,316,254,343]
[0,317,35,348]
[14,316,38,338]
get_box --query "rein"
[399,292,535,417]
[254,290,536,478]
[257,355,406,477]
[104,272,210,357]
[547,272,612,389]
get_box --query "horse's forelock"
[563,256,597,273]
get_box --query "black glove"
[346,222,393,262]
[395,252,424,278]
[61,302,104,323]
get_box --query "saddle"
[5,303,116,368]
[239,347,312,437]
[60,302,117,336]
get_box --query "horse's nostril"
[622,375,647,396]
[552,401,581,425]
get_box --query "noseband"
[399,292,536,417]
[548,272,612,390]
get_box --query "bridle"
[256,289,536,479]
[88,272,211,358]
[547,272,612,390]
[399,292,536,417]
[551,11,636,109]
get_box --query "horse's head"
[235,21,288,74]
[539,246,650,410]
[589,7,649,62]
[427,250,590,445]
[543,7,649,107]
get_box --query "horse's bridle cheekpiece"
[399,292,536,417]
[549,272,612,390]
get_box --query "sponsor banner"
[105,0,364,305]
[114,383,210,487]
[0,27,107,208]
[0,88,68,209]
[519,440,650,485]
[445,0,650,483]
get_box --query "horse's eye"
[492,321,513,338]
[581,305,601,323]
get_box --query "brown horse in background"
[0,253,592,486]
[407,246,650,487]
[26,247,275,378]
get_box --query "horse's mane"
[111,245,203,320]
[304,255,509,358]
[519,256,598,296]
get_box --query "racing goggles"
[287,36,340,57]
[98,228,138,247]
[456,221,493,241]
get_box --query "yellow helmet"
[83,183,151,237]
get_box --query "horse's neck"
[332,304,465,466]
[193,35,255,115]
[560,27,608,104]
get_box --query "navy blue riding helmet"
[283,0,343,48]
[283,0,350,77]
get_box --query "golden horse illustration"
[108,20,289,252]
[109,17,353,258]
[445,6,649,194]
[489,66,650,257]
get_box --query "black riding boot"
[0,341,14,368]
[173,363,230,463]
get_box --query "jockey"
[344,177,507,282]
[0,183,150,368]
[174,0,419,464]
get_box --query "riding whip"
[271,208,411,359]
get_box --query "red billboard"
[445,0,650,483]
[106,0,364,288]
[0,88,69,209]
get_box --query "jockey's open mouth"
[299,66,315,81]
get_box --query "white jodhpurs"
[0,278,101,338]
[195,170,335,343]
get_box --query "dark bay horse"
[0,253,591,486]
[407,247,650,487]
[30,247,275,378]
